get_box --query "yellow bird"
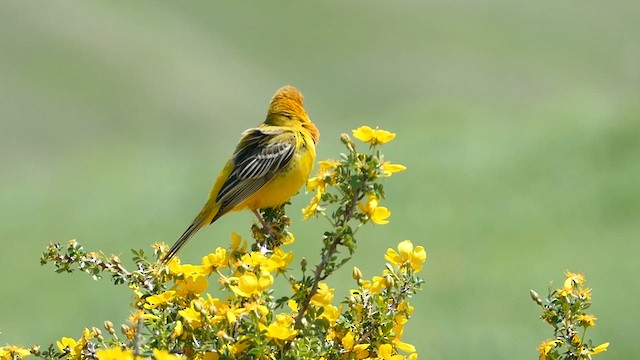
[163,86,320,263]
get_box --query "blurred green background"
[1,1,639,358]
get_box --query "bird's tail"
[162,201,220,264]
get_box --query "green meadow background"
[1,1,639,358]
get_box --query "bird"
[162,85,320,263]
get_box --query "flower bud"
[30,345,40,355]
[530,290,543,306]
[340,133,356,153]
[384,274,395,288]
[352,266,363,281]
[120,324,130,335]
[104,321,115,334]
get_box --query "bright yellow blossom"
[178,301,203,328]
[171,320,183,339]
[168,260,209,280]
[153,349,183,360]
[579,287,592,301]
[56,337,80,359]
[195,352,220,360]
[302,193,321,220]
[341,331,370,359]
[241,252,268,268]
[307,159,340,193]
[0,345,31,359]
[207,296,244,324]
[230,232,248,253]
[265,247,294,272]
[564,271,585,288]
[352,126,396,145]
[144,290,176,309]
[202,247,228,270]
[261,313,298,340]
[310,282,334,307]
[393,339,416,353]
[556,286,573,298]
[288,299,299,312]
[385,240,427,272]
[95,347,135,360]
[378,344,404,360]
[319,304,340,325]
[537,339,562,360]
[176,275,209,295]
[230,271,273,297]
[590,342,609,355]
[577,314,597,327]
[359,196,391,225]
[361,275,387,294]
[381,162,407,176]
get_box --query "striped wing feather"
[213,127,296,220]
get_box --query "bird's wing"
[213,127,296,218]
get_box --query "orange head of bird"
[266,85,319,145]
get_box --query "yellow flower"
[171,320,183,339]
[144,290,176,309]
[385,240,427,272]
[0,345,31,359]
[230,232,248,253]
[241,252,268,268]
[310,282,334,307]
[307,159,340,193]
[243,301,270,319]
[168,261,209,280]
[153,349,183,360]
[361,276,386,294]
[358,196,391,225]
[178,301,203,328]
[265,247,294,272]
[195,352,219,360]
[95,347,135,360]
[202,247,228,270]
[288,299,299,312]
[230,271,273,297]
[282,230,296,245]
[352,126,396,145]
[377,344,404,360]
[381,162,407,177]
[341,331,370,359]
[207,296,243,324]
[564,271,585,288]
[262,313,298,340]
[341,331,355,350]
[579,287,592,301]
[590,342,609,355]
[393,339,416,354]
[537,339,562,360]
[319,304,340,325]
[577,314,597,327]
[302,191,322,220]
[556,286,573,298]
[230,336,251,356]
[56,337,80,359]
[176,275,209,295]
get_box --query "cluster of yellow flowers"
[85,235,423,359]
[6,126,427,359]
[534,271,609,360]
[303,125,405,224]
